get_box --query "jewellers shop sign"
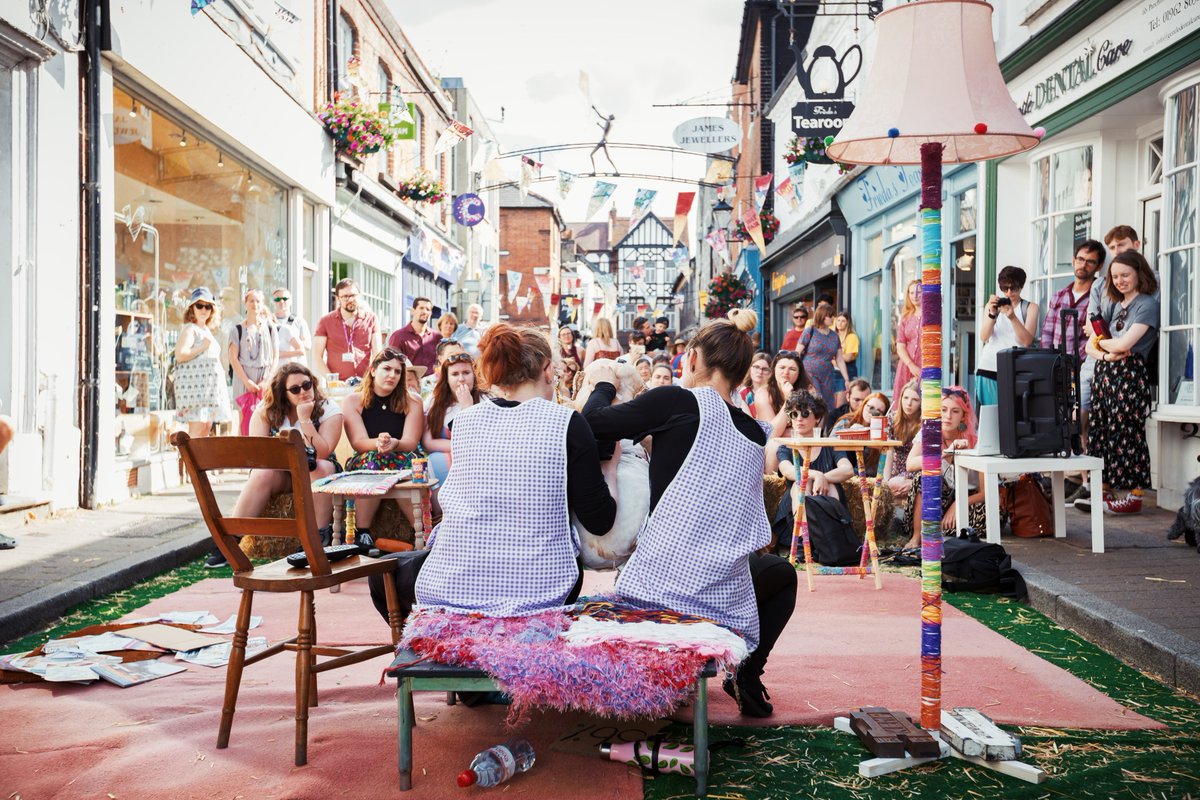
[673,117,740,153]
[1010,0,1200,124]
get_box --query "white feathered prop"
[572,359,650,570]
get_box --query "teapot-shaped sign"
[796,44,862,100]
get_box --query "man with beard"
[388,296,442,373]
[313,278,382,380]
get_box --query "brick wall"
[499,206,561,327]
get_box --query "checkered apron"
[415,397,578,616]
[615,387,771,650]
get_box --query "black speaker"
[997,347,1073,458]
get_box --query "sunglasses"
[287,380,314,395]
[787,409,815,419]
[1113,307,1129,333]
[793,313,806,319]
[942,388,969,400]
[193,302,213,311]
[445,353,473,365]
[777,350,801,359]
[273,296,289,302]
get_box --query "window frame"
[1025,142,1096,315]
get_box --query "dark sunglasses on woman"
[287,380,314,395]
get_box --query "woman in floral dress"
[173,287,231,437]
[797,305,850,412]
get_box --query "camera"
[304,446,317,471]
[996,297,1012,307]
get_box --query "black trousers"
[747,551,797,673]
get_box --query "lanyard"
[342,314,360,370]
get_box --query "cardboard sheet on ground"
[0,572,1161,800]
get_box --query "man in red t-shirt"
[780,305,809,351]
[388,296,441,372]
[312,278,382,380]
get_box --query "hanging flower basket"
[318,92,396,157]
[783,135,852,175]
[396,171,446,204]
[704,271,749,320]
[735,211,780,245]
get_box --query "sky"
[385,0,744,227]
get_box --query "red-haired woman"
[901,386,992,550]
[408,324,616,616]
[584,309,797,719]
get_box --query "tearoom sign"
[672,117,740,154]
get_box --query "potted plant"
[783,135,852,175]
[704,271,749,320]
[317,92,396,158]
[396,171,446,204]
[735,211,781,245]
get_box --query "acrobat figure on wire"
[590,105,620,176]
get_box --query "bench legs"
[398,677,414,791]
[693,676,708,797]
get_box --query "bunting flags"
[432,120,473,156]
[519,155,543,198]
[586,181,617,219]
[483,157,507,182]
[776,176,800,212]
[754,174,773,211]
[787,160,808,199]
[558,170,578,198]
[740,203,766,251]
[506,270,523,304]
[516,292,530,314]
[705,229,730,265]
[631,189,657,223]
[593,300,605,318]
[386,86,413,126]
[703,159,734,185]
[470,138,496,174]
[673,192,695,246]
[534,274,553,316]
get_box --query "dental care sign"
[1009,0,1200,125]
[672,117,740,153]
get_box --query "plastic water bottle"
[457,739,536,788]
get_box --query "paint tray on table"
[833,426,871,441]
[311,469,411,496]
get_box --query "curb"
[0,523,213,644]
[1016,559,1200,698]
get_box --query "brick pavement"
[0,476,246,644]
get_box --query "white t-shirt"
[978,299,1030,373]
[274,315,311,364]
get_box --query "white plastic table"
[951,451,1105,553]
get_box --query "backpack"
[941,535,1028,600]
[799,495,861,566]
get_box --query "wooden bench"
[386,648,718,797]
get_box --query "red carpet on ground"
[0,571,1158,799]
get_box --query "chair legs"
[382,574,403,645]
[398,677,414,790]
[217,588,255,750]
[295,590,315,766]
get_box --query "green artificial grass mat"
[644,591,1200,800]
[1,557,230,656]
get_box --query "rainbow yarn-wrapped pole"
[918,142,945,731]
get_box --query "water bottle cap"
[456,769,478,788]
[598,743,612,757]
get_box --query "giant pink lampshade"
[826,0,1039,166]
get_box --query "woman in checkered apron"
[584,310,797,718]
[408,324,618,617]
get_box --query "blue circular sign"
[452,193,486,227]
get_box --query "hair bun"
[727,308,758,333]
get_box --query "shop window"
[113,86,289,459]
[1148,136,1164,186]
[1029,144,1093,313]
[1162,84,1199,408]
[956,188,977,235]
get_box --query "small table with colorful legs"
[778,437,900,592]
[317,478,437,593]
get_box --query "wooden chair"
[172,429,403,766]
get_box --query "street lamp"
[711,198,733,232]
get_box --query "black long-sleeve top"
[479,398,616,534]
[582,384,768,513]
